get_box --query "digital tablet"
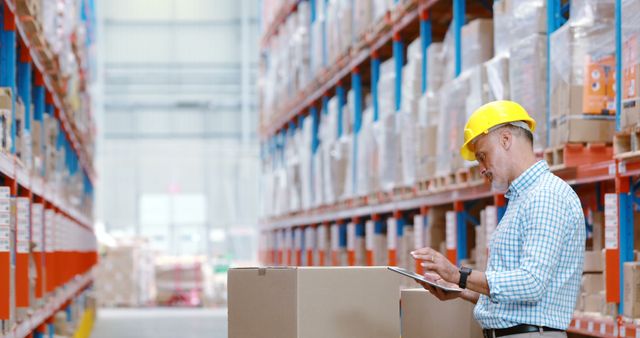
[387,266,462,293]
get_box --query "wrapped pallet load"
[510,34,548,151]
[375,58,402,191]
[484,54,510,101]
[622,0,640,129]
[436,74,469,177]
[400,39,423,187]
[549,0,616,147]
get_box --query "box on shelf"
[416,124,437,181]
[228,267,403,338]
[493,0,547,55]
[0,88,12,153]
[461,19,493,73]
[401,289,483,338]
[436,75,468,177]
[550,115,616,146]
[484,54,510,101]
[583,292,606,313]
[582,273,604,295]
[427,43,445,93]
[584,250,604,273]
[509,34,547,151]
[622,0,640,129]
[624,262,640,319]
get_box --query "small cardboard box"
[623,262,640,319]
[583,292,606,313]
[228,267,403,338]
[582,273,604,295]
[584,250,604,273]
[401,288,482,338]
[550,116,615,147]
[461,19,494,73]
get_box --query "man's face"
[473,131,510,192]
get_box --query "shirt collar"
[505,160,549,199]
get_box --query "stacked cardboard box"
[95,243,156,307]
[550,0,616,146]
[622,0,640,129]
[228,267,403,338]
[624,262,640,319]
[510,34,548,150]
[401,289,483,338]
[400,39,424,187]
[436,75,468,176]
[461,19,494,73]
[0,89,12,153]
[155,257,203,306]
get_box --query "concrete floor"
[91,308,228,338]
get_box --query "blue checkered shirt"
[474,160,585,329]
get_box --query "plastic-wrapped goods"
[549,0,616,146]
[320,97,340,204]
[461,19,494,73]
[550,3,615,118]
[509,34,547,151]
[298,119,314,211]
[416,124,438,181]
[356,106,379,196]
[484,54,510,101]
[417,90,440,127]
[436,77,469,177]
[400,110,417,186]
[401,38,423,117]
[493,0,546,55]
[285,132,301,213]
[341,135,355,201]
[442,23,457,84]
[374,113,402,191]
[353,0,373,40]
[312,147,325,207]
[327,0,354,66]
[372,0,390,24]
[622,0,640,129]
[378,58,396,120]
[426,43,445,93]
[463,66,489,168]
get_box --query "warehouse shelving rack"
[0,0,97,337]
[259,0,639,337]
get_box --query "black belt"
[482,324,564,338]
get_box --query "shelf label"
[446,211,456,250]
[413,215,424,249]
[365,220,374,250]
[387,218,397,250]
[604,193,618,249]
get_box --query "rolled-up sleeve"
[486,190,568,303]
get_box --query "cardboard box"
[584,250,604,273]
[583,292,606,313]
[582,273,604,295]
[228,267,403,338]
[623,37,639,100]
[0,89,12,153]
[461,19,493,73]
[623,262,640,319]
[550,116,615,147]
[592,211,604,251]
[401,289,482,338]
[623,98,640,130]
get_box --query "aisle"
[91,308,228,338]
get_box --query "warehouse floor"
[91,308,228,338]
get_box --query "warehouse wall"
[96,0,260,261]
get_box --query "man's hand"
[417,273,460,301]
[411,247,460,285]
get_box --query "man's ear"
[500,130,512,150]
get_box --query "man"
[411,101,585,338]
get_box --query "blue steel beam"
[453,0,465,77]
[393,35,404,112]
[371,54,380,121]
[337,84,345,137]
[420,11,432,94]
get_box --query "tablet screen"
[387,266,462,292]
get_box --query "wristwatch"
[458,266,472,289]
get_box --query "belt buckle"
[483,329,495,338]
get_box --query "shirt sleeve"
[485,189,569,303]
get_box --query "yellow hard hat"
[460,100,536,161]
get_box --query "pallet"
[392,185,417,199]
[455,166,485,187]
[614,128,640,160]
[544,143,613,170]
[428,172,457,191]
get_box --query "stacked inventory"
[550,0,616,146]
[95,242,156,308]
[0,0,97,336]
